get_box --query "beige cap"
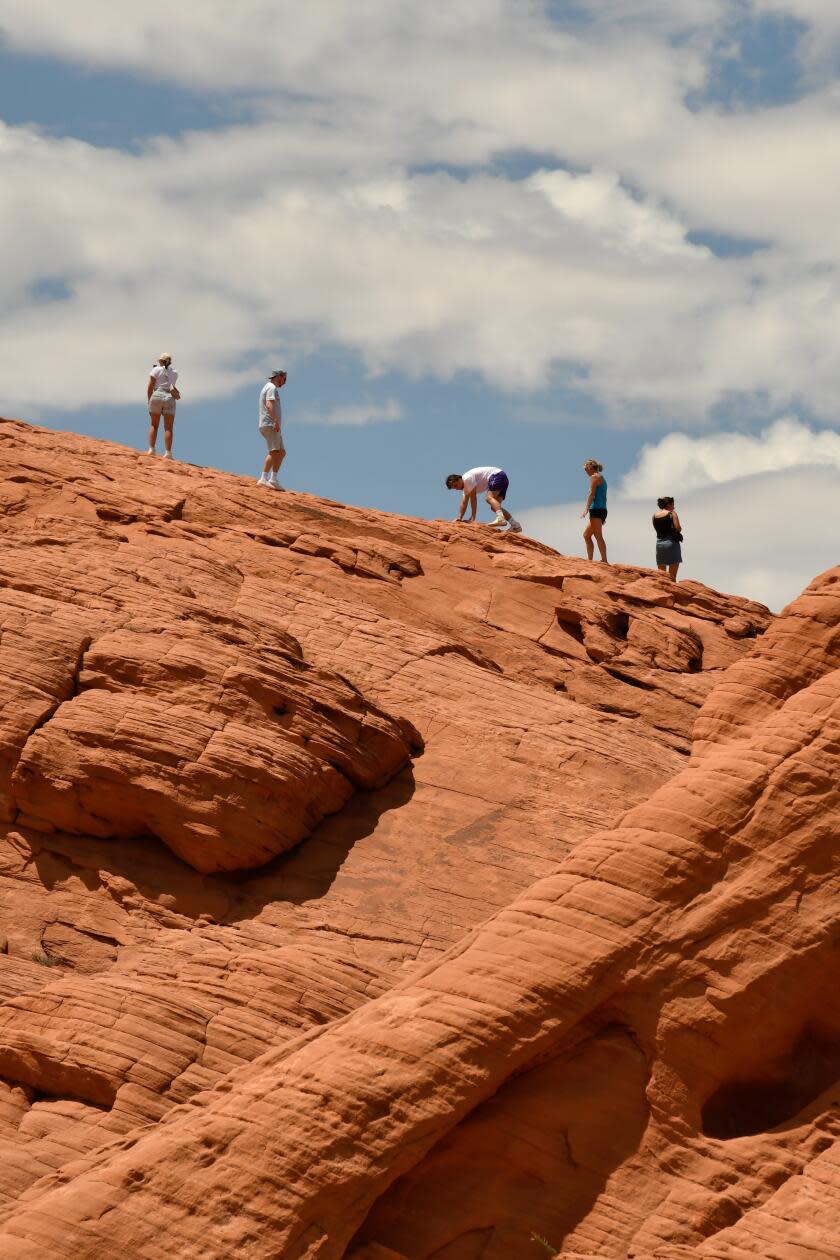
[159,352,172,362]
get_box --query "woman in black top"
[653,496,682,581]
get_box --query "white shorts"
[260,426,285,453]
[149,390,176,416]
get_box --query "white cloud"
[0,123,731,410]
[620,417,840,496]
[299,399,403,426]
[529,169,701,260]
[521,461,840,611]
[629,99,840,262]
[0,1,702,112]
[2,1,840,424]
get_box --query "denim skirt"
[656,538,682,564]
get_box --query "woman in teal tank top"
[581,459,608,562]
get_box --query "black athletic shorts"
[589,508,608,521]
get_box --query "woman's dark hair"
[445,473,462,488]
[657,496,675,509]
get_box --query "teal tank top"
[592,476,607,510]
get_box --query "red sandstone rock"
[0,418,834,1260]
[12,622,418,873]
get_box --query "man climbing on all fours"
[446,466,522,532]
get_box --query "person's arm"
[671,510,682,532]
[147,374,155,401]
[455,490,469,522]
[580,474,600,518]
[454,489,478,522]
[266,396,280,431]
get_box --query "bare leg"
[148,414,161,452]
[668,564,680,582]
[583,522,595,560]
[486,492,511,522]
[163,415,175,456]
[271,450,286,478]
[590,518,608,562]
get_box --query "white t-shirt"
[462,466,500,494]
[259,381,282,428]
[150,364,178,394]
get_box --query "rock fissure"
[9,633,95,816]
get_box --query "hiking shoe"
[507,519,523,533]
[162,451,173,461]
[257,475,271,486]
[491,512,507,527]
[268,479,284,490]
[146,447,156,456]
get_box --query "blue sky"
[1,1,839,607]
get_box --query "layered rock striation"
[0,417,834,1259]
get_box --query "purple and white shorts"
[487,471,509,500]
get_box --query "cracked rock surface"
[0,418,835,1259]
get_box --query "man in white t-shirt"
[445,466,522,532]
[146,353,180,459]
[257,369,287,490]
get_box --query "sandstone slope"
[0,418,832,1259]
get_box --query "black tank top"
[653,512,678,540]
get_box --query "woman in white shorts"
[147,353,180,460]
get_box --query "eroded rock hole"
[592,702,639,719]
[554,613,584,644]
[271,702,297,732]
[609,612,630,640]
[702,1028,840,1139]
[604,667,656,691]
